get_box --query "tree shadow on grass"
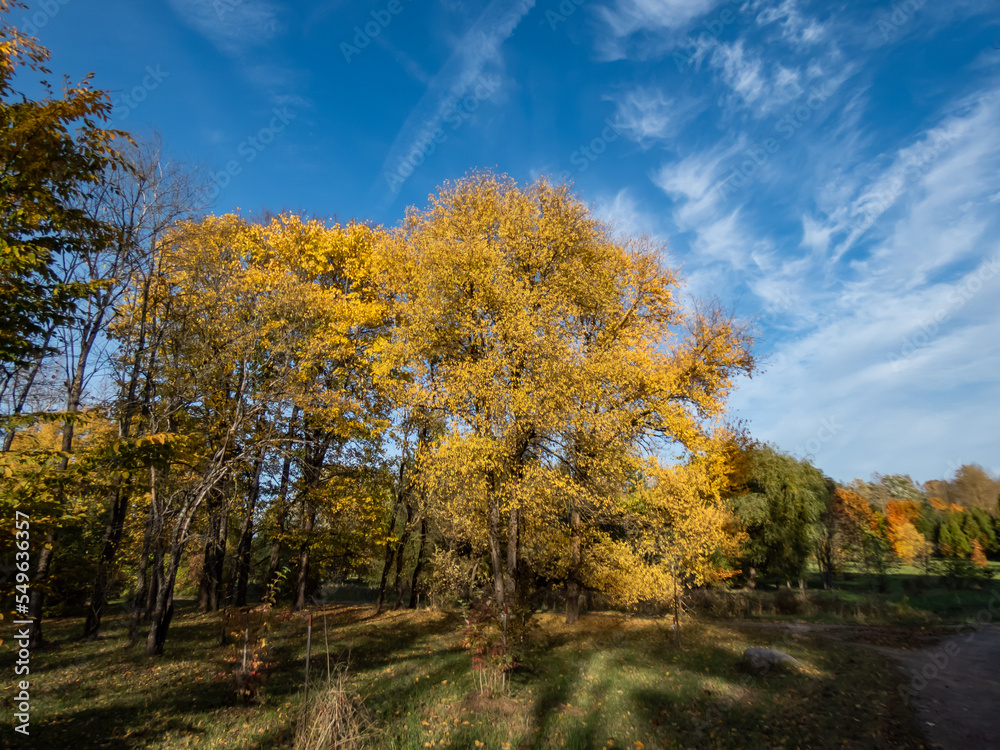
[33,676,230,750]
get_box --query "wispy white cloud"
[607,86,689,145]
[168,0,307,108]
[168,0,282,57]
[726,82,1000,482]
[709,41,805,115]
[753,0,827,47]
[817,89,1000,269]
[594,188,662,239]
[652,138,746,228]
[595,0,725,59]
[376,0,536,199]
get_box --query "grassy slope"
[0,602,927,750]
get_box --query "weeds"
[294,667,377,750]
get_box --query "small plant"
[461,597,517,696]
[294,667,377,750]
[228,605,273,704]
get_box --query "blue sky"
[22,0,1000,484]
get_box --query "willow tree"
[379,172,755,636]
[731,445,829,587]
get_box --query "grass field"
[676,564,1000,625]
[1,599,931,750]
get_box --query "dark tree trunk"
[26,534,56,649]
[374,501,401,615]
[565,505,582,624]
[147,547,182,657]
[199,484,230,612]
[146,533,164,620]
[28,385,80,647]
[264,408,298,598]
[264,467,291,597]
[393,502,414,608]
[146,484,209,656]
[129,472,159,642]
[407,516,427,609]
[506,503,519,605]
[83,484,130,639]
[486,483,507,643]
[233,456,264,607]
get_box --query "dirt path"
[744,621,1000,749]
[889,624,1000,750]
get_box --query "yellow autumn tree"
[123,213,390,654]
[885,500,932,567]
[377,172,755,636]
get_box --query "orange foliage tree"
[817,487,879,587]
[885,500,933,567]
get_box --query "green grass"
[0,602,928,749]
[706,564,1000,625]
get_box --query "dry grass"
[293,668,378,750]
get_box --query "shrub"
[426,547,483,608]
[774,587,806,615]
[461,597,518,696]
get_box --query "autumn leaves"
[371,173,755,631]
[159,172,755,642]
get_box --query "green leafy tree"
[938,513,971,558]
[730,446,829,586]
[0,2,123,368]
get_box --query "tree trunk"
[28,366,83,648]
[233,456,264,607]
[146,533,164,620]
[199,485,229,612]
[565,505,582,624]
[146,547,182,656]
[393,502,413,608]
[374,500,401,615]
[83,484,130,639]
[264,409,298,599]
[293,507,315,612]
[506,503,519,606]
[407,516,427,609]
[264,470,291,597]
[487,487,506,606]
[146,487,206,656]
[26,535,56,649]
[129,470,159,642]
